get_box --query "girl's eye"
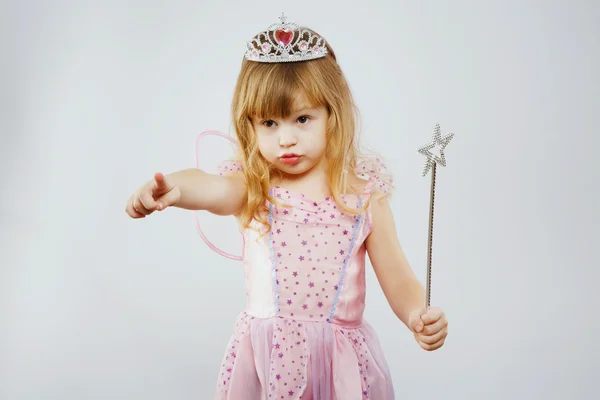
[261,116,310,127]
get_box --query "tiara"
[245,13,328,63]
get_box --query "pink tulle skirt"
[214,312,395,399]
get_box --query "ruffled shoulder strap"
[217,159,244,175]
[354,155,394,197]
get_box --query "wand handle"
[426,162,437,309]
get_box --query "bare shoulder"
[209,169,247,217]
[364,185,396,246]
[221,169,245,181]
[368,189,392,218]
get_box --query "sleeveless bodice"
[213,157,395,400]
[242,186,372,328]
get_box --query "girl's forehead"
[291,100,315,113]
[247,87,326,121]
[289,91,312,109]
[291,91,327,112]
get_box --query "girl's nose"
[279,129,298,147]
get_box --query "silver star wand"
[418,123,454,309]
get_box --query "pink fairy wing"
[194,130,244,261]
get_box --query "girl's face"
[252,97,328,178]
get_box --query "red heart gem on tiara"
[275,29,293,47]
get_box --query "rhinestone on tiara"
[245,13,328,63]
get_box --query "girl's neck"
[275,159,331,198]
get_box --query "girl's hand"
[408,307,448,351]
[125,172,181,218]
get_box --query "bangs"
[242,62,328,120]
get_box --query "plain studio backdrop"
[1,0,598,399]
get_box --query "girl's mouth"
[280,154,302,165]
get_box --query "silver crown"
[245,13,328,63]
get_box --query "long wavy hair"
[231,28,372,232]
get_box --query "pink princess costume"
[197,13,396,399]
[204,157,395,400]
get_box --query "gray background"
[2,0,598,399]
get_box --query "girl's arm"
[166,168,247,216]
[126,168,246,219]
[365,193,425,329]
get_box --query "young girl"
[126,14,448,399]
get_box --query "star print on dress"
[212,155,396,399]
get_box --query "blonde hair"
[231,27,372,231]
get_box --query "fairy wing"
[193,130,244,261]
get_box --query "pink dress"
[213,159,395,400]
